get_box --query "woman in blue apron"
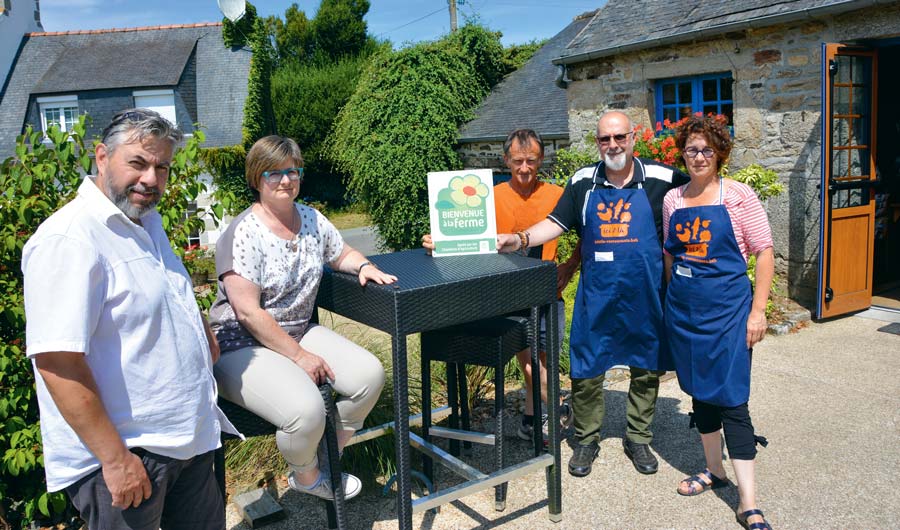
[663,116,775,530]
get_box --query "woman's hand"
[358,263,397,286]
[294,348,336,385]
[746,308,767,349]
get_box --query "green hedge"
[327,25,507,250]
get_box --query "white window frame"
[133,89,177,126]
[37,95,79,135]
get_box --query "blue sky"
[38,1,602,47]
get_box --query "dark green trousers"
[572,367,664,445]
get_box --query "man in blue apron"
[498,111,688,477]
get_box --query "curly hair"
[674,115,732,173]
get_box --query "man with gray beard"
[22,109,235,529]
[497,111,688,478]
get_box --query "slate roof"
[0,23,250,155]
[458,11,595,142]
[32,38,197,93]
[555,0,878,64]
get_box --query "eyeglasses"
[261,167,304,183]
[683,147,716,159]
[597,131,634,145]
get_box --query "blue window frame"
[655,73,734,127]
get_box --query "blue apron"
[569,166,671,379]
[664,183,753,407]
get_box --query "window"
[186,202,202,247]
[133,89,177,125]
[655,73,733,126]
[37,95,79,134]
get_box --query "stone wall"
[562,3,900,304]
[457,138,572,175]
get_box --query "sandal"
[736,508,772,530]
[677,469,730,496]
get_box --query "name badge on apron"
[594,251,614,262]
[675,264,692,277]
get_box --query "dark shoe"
[677,468,731,496]
[736,508,773,529]
[622,438,658,474]
[567,441,599,477]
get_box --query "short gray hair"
[503,128,544,157]
[100,108,183,154]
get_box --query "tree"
[313,0,370,61]
[272,3,315,64]
[328,25,508,250]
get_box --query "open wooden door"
[817,44,878,319]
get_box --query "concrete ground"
[225,314,900,529]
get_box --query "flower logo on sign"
[435,174,491,236]
[449,174,490,207]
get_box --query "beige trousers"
[214,325,385,473]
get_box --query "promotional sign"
[427,169,497,256]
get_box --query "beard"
[107,183,161,220]
[603,150,628,171]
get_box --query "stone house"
[0,22,251,246]
[456,10,595,182]
[552,0,900,319]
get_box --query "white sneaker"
[288,471,362,500]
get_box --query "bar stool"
[215,383,347,529]
[420,315,529,511]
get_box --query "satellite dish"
[217,0,246,23]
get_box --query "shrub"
[0,116,221,528]
[727,163,785,201]
[327,24,507,250]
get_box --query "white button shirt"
[23,176,237,492]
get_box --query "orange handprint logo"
[673,216,713,257]
[596,198,632,238]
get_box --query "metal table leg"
[391,333,413,530]
[546,301,562,522]
[530,306,542,456]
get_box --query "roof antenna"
[217,0,246,23]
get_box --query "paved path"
[340,226,382,257]
[225,315,900,530]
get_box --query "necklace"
[286,209,299,252]
[257,203,300,252]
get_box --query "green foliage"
[728,163,785,201]
[273,54,366,164]
[328,24,508,250]
[200,145,251,215]
[502,39,545,72]
[550,146,596,265]
[271,3,315,63]
[0,117,222,528]
[242,16,276,150]
[271,0,372,64]
[313,0,370,61]
[0,120,88,528]
[222,0,258,47]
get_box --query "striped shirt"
[662,179,773,262]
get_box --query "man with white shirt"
[22,109,234,530]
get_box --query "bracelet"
[357,261,373,275]
[515,231,527,251]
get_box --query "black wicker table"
[315,248,563,529]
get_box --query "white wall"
[0,0,42,91]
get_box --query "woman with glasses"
[662,116,775,530]
[209,135,396,500]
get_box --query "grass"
[223,294,576,494]
[304,201,372,230]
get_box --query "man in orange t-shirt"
[424,129,579,441]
